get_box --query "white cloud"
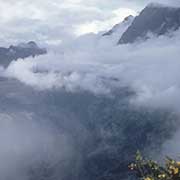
[0,111,72,180]
[0,0,178,46]
[0,0,139,46]
[75,8,136,35]
[3,29,180,111]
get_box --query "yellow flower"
[173,167,179,174]
[169,165,174,169]
[144,177,153,180]
[169,165,179,174]
[158,174,166,178]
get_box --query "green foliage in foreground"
[129,151,180,180]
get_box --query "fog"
[0,112,72,180]
[0,22,180,179]
[4,29,180,110]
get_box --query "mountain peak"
[17,41,38,49]
[118,4,180,44]
[102,15,134,36]
[0,41,47,67]
[123,15,134,23]
[27,41,38,48]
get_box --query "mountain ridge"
[118,3,180,44]
[0,41,47,67]
[102,15,134,36]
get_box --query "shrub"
[129,151,180,180]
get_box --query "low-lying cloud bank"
[0,26,180,180]
[2,29,180,111]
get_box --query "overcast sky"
[0,0,179,46]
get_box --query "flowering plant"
[129,151,180,180]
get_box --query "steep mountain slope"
[119,3,180,44]
[0,41,47,67]
[102,15,134,36]
[99,15,134,46]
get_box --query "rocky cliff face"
[118,3,180,44]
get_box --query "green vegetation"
[129,151,180,180]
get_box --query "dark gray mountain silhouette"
[119,3,180,44]
[0,41,47,67]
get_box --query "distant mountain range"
[104,3,180,44]
[1,3,180,68]
[0,41,47,67]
